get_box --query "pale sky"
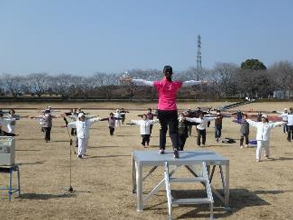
[1,0,292,75]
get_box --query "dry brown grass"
[0,101,293,220]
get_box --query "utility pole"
[196,35,202,71]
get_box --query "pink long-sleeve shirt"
[154,78,182,110]
[132,77,202,111]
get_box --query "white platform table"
[132,150,230,212]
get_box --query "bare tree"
[0,77,5,96]
[210,63,239,98]
[1,74,24,98]
[237,69,273,99]
[125,69,161,100]
[94,72,119,100]
[77,75,100,99]
[49,74,73,99]
[268,61,293,98]
[23,73,50,97]
[67,75,83,98]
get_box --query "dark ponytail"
[163,65,173,82]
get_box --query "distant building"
[273,90,285,99]
[273,90,293,99]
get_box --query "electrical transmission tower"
[197,35,202,71]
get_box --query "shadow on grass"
[52,140,71,143]
[116,134,138,137]
[16,138,43,141]
[89,145,119,149]
[83,154,130,159]
[18,161,44,166]
[20,192,77,200]
[274,157,293,161]
[144,188,284,219]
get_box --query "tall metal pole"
[197,35,202,72]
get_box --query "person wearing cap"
[66,113,101,158]
[246,114,284,162]
[129,114,159,148]
[121,65,207,158]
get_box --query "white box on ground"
[0,137,15,165]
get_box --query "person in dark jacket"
[214,112,223,142]
[240,114,250,148]
[100,112,122,136]
[178,113,190,151]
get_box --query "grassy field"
[0,101,293,220]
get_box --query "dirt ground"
[0,101,293,220]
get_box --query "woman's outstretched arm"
[182,80,207,87]
[131,79,154,87]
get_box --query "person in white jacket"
[277,108,288,134]
[287,108,293,142]
[67,113,101,158]
[246,114,284,162]
[130,114,159,147]
[185,113,217,147]
[114,109,122,128]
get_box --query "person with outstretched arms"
[122,65,207,158]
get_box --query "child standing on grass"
[66,113,101,158]
[246,114,284,162]
[100,112,122,136]
[129,114,159,147]
[185,113,216,147]
[214,112,224,142]
[239,114,250,148]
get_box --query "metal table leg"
[136,161,143,212]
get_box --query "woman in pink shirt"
[124,65,206,158]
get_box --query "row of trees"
[0,59,293,100]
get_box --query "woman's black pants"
[157,110,179,150]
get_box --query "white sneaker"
[240,145,244,148]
